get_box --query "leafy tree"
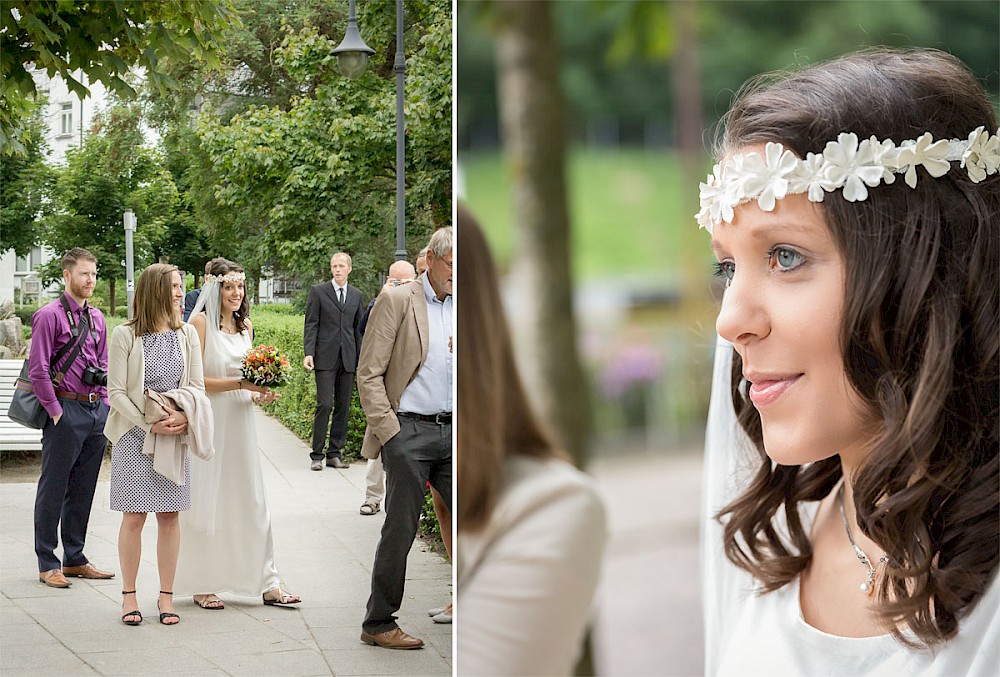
[188,0,451,297]
[40,103,179,315]
[0,0,234,155]
[0,107,53,255]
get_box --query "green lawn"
[459,148,713,278]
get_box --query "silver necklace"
[838,484,888,596]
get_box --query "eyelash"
[712,246,806,283]
[712,261,735,282]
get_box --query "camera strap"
[51,295,95,386]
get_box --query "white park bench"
[0,359,43,451]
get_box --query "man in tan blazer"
[358,227,453,650]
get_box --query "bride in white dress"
[175,258,301,609]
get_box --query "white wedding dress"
[175,328,281,597]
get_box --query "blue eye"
[769,247,804,271]
[713,261,735,282]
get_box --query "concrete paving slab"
[323,646,453,676]
[0,409,452,676]
[208,648,333,676]
[591,450,706,677]
[83,646,218,674]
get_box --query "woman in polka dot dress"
[105,264,205,626]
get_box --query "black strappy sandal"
[121,590,142,626]
[157,590,180,626]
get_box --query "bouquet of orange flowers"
[242,345,291,388]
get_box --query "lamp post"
[333,0,408,262]
[123,209,136,319]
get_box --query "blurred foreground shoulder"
[456,455,607,677]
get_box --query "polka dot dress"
[110,330,191,512]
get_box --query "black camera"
[83,366,108,387]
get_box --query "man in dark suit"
[304,252,365,471]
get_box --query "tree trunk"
[494,1,592,469]
[670,0,708,308]
[109,277,117,317]
[247,263,261,305]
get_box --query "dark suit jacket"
[182,289,201,322]
[359,297,377,337]
[304,281,364,372]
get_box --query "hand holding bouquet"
[242,345,291,389]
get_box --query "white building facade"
[1,69,110,306]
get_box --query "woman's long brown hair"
[127,263,182,337]
[456,204,564,532]
[715,48,999,647]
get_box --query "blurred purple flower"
[598,342,663,399]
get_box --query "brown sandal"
[263,587,302,607]
[193,593,225,610]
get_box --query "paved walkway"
[0,410,452,676]
[590,449,705,677]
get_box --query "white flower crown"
[205,271,246,283]
[697,127,1000,232]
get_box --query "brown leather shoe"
[327,456,349,469]
[360,627,424,650]
[62,563,115,579]
[38,569,71,588]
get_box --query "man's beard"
[68,280,94,300]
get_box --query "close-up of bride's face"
[711,181,875,467]
[221,279,244,314]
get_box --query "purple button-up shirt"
[28,294,109,418]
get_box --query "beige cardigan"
[105,323,205,444]
[141,386,214,485]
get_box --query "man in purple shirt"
[29,248,115,588]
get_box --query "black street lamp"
[333,0,408,262]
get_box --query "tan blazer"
[104,323,205,444]
[357,278,428,459]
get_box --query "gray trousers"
[363,417,452,634]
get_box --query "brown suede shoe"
[360,627,424,650]
[38,569,71,588]
[62,563,115,579]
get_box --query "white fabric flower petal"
[961,127,1000,183]
[982,134,1000,175]
[842,174,868,202]
[789,153,827,202]
[896,133,951,188]
[868,136,898,184]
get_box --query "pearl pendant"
[860,581,872,595]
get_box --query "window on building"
[15,247,43,272]
[60,102,73,136]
